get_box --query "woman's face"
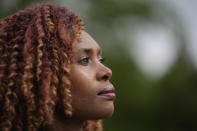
[70,31,115,120]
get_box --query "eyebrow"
[78,48,101,55]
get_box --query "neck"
[46,115,84,131]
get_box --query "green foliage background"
[1,0,197,130]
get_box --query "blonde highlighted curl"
[0,3,102,131]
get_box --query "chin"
[93,101,114,120]
[72,101,115,120]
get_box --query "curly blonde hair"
[0,3,102,131]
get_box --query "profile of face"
[70,31,115,120]
[0,3,115,130]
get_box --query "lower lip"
[98,93,116,100]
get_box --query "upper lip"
[98,84,115,95]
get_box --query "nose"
[96,64,112,81]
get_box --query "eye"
[99,57,105,63]
[78,57,90,66]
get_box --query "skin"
[48,31,114,131]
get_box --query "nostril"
[102,75,109,81]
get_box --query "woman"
[0,3,115,131]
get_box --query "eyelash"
[78,57,105,66]
[99,57,105,63]
[78,57,90,65]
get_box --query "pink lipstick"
[98,84,116,100]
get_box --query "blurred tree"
[0,0,49,19]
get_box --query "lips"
[98,84,116,100]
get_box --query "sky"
[166,0,197,68]
[128,0,197,79]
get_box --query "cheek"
[72,94,114,120]
[71,82,114,120]
[70,67,95,99]
[70,66,96,114]
[70,66,114,120]
[71,69,97,116]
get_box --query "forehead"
[73,31,100,52]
